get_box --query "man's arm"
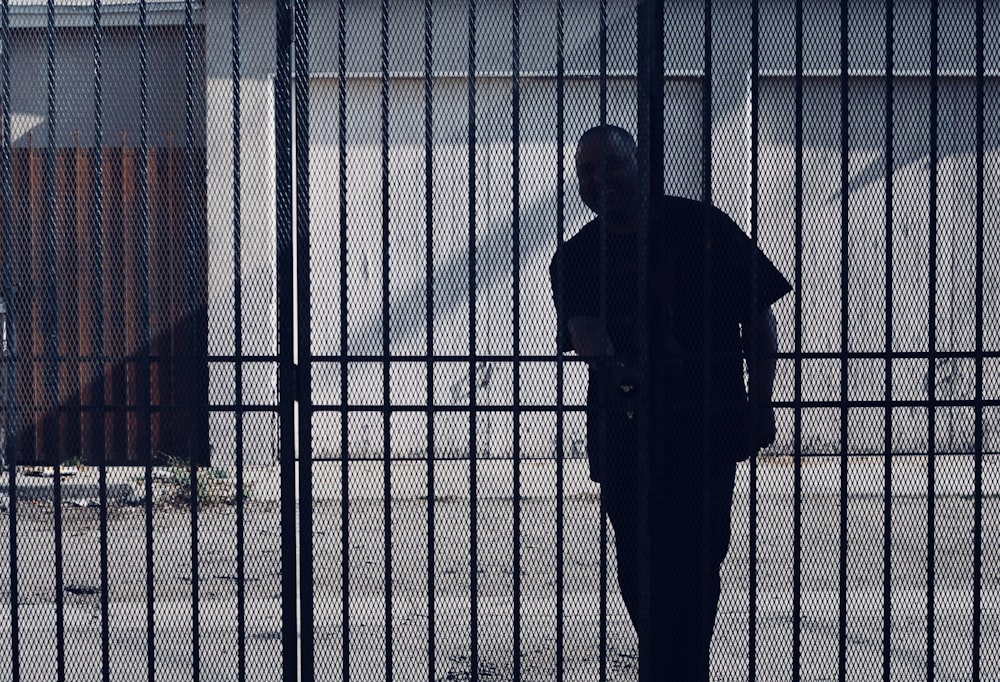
[744,307,778,448]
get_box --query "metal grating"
[0,1,995,680]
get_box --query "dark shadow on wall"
[756,75,1000,202]
[0,144,209,467]
[5,309,209,468]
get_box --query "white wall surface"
[3,19,203,148]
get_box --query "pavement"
[1,452,995,507]
[0,454,995,681]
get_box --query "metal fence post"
[274,0,298,679]
[636,2,663,681]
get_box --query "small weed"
[60,455,83,469]
[152,453,244,508]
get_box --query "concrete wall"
[197,0,1000,461]
[4,4,204,148]
[5,1,995,463]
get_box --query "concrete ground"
[0,455,997,681]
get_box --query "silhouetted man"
[549,125,791,680]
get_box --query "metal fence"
[0,0,997,680]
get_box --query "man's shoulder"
[657,194,734,226]
[657,194,703,214]
[556,219,600,255]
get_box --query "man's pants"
[599,415,738,681]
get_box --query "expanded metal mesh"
[0,1,996,681]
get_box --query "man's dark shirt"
[550,195,792,480]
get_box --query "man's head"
[574,125,639,225]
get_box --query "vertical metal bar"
[697,6,725,681]
[926,1,938,678]
[971,1,985,678]
[882,2,895,680]
[45,1,65,678]
[274,1,298,680]
[0,0,18,679]
[466,1,480,676]
[137,3,153,679]
[183,1,201,678]
[91,1,111,679]
[136,0,151,475]
[423,1,436,679]
[792,0,804,679]
[230,0,247,679]
[510,1,523,679]
[553,3,566,682]
[700,0,712,204]
[699,6,715,678]
[90,1,115,679]
[596,3,608,678]
[378,1,393,678]
[636,1,663,680]
[696,7,718,676]
[838,1,850,678]
[98,399,110,682]
[639,1,665,195]
[748,1,760,678]
[336,0,350,676]
[294,0,315,678]
[136,0,154,677]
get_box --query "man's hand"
[567,316,614,360]
[754,403,777,449]
[745,307,779,451]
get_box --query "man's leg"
[602,415,641,628]
[650,459,738,682]
[604,483,640,628]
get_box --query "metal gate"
[0,1,997,680]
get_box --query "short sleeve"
[712,210,792,325]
